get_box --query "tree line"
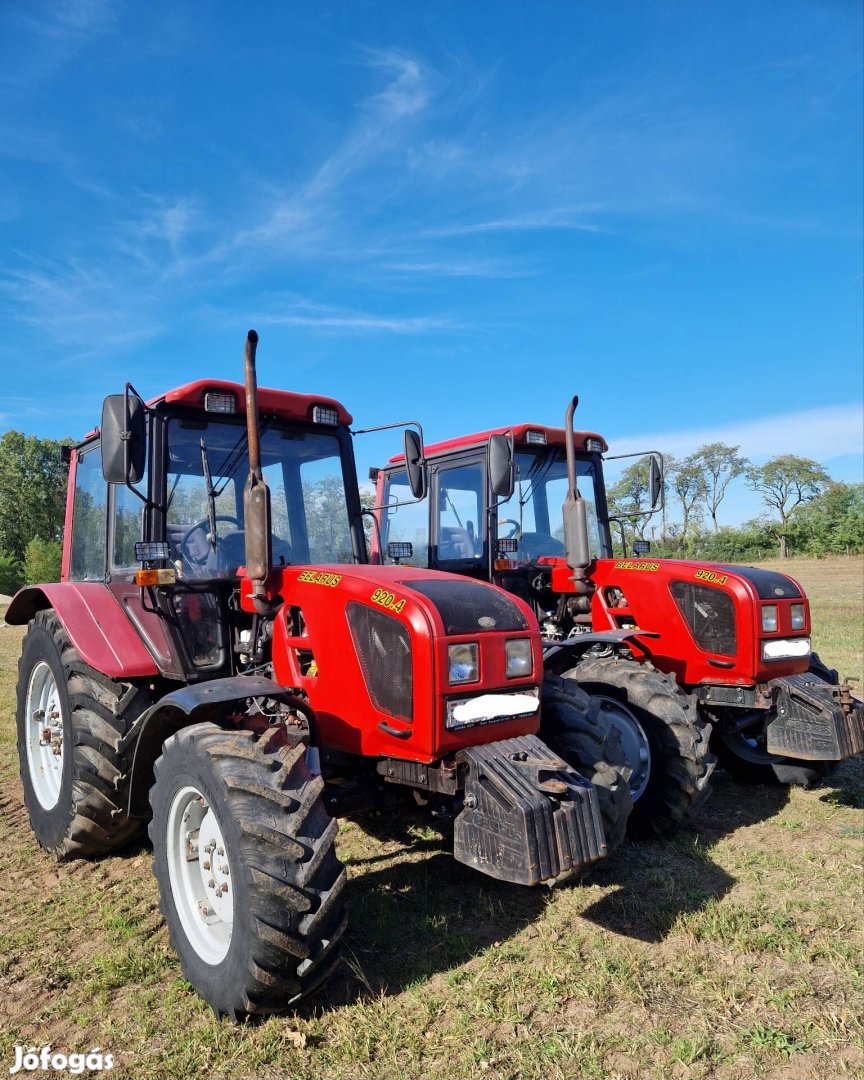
[608,441,863,560]
[0,430,860,596]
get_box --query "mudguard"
[543,629,659,672]
[126,675,307,816]
[4,583,159,679]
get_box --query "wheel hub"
[167,787,233,964]
[596,695,652,802]
[25,661,65,810]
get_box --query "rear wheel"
[149,721,347,1019]
[562,656,715,839]
[541,674,632,853]
[16,609,148,859]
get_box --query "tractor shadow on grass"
[578,770,791,944]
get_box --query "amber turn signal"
[134,568,177,587]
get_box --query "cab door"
[430,455,488,581]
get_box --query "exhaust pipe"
[562,396,591,588]
[242,330,273,609]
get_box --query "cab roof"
[389,423,608,463]
[81,379,352,442]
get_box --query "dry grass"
[0,560,862,1079]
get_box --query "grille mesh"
[346,602,413,721]
[670,581,737,656]
[404,578,528,634]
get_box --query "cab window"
[381,470,429,565]
[435,462,484,563]
[69,447,107,581]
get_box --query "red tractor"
[6,336,631,1019]
[372,398,864,838]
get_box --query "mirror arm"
[120,382,151,507]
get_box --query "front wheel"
[149,721,347,1019]
[541,673,633,853]
[562,657,715,839]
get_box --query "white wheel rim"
[166,786,234,965]
[25,661,65,810]
[597,695,652,802]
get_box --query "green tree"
[791,481,864,556]
[0,431,71,563]
[689,442,749,532]
[670,452,709,541]
[0,550,23,595]
[24,538,63,585]
[747,454,830,559]
[607,457,655,542]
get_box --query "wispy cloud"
[377,257,533,279]
[420,209,605,238]
[254,299,459,335]
[606,404,864,466]
[1,0,117,89]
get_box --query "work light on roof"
[312,405,339,425]
[586,438,604,453]
[204,392,237,414]
[525,430,547,445]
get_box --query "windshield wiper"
[200,438,218,553]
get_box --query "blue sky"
[1,0,861,527]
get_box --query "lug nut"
[208,878,216,890]
[202,860,210,870]
[219,883,229,894]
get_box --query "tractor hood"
[240,564,545,763]
[587,558,811,687]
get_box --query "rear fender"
[4,584,159,679]
[125,675,311,817]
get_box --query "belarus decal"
[297,570,343,587]
[614,560,660,573]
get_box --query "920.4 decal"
[371,588,406,614]
[694,568,728,585]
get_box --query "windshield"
[496,448,605,561]
[165,417,356,579]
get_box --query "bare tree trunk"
[779,533,787,559]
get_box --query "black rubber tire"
[149,721,347,1019]
[541,673,633,853]
[709,652,839,788]
[16,609,149,860]
[562,656,715,840]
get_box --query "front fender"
[4,583,159,679]
[126,675,309,817]
[543,629,658,674]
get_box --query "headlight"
[761,605,778,633]
[448,643,479,684]
[505,638,533,678]
[762,637,810,661]
[790,603,806,631]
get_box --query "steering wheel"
[497,518,522,540]
[180,516,241,566]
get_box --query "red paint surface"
[387,423,608,463]
[243,564,543,763]
[4,583,159,678]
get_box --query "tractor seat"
[439,526,477,560]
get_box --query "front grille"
[670,581,737,656]
[346,602,413,721]
[404,578,528,634]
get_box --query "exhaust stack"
[562,396,591,588]
[242,330,272,607]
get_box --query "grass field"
[0,558,862,1079]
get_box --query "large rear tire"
[16,609,149,860]
[562,656,715,839]
[541,673,633,853]
[149,721,347,1019]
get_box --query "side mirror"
[489,433,515,499]
[649,454,663,509]
[101,392,146,485]
[403,429,427,500]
